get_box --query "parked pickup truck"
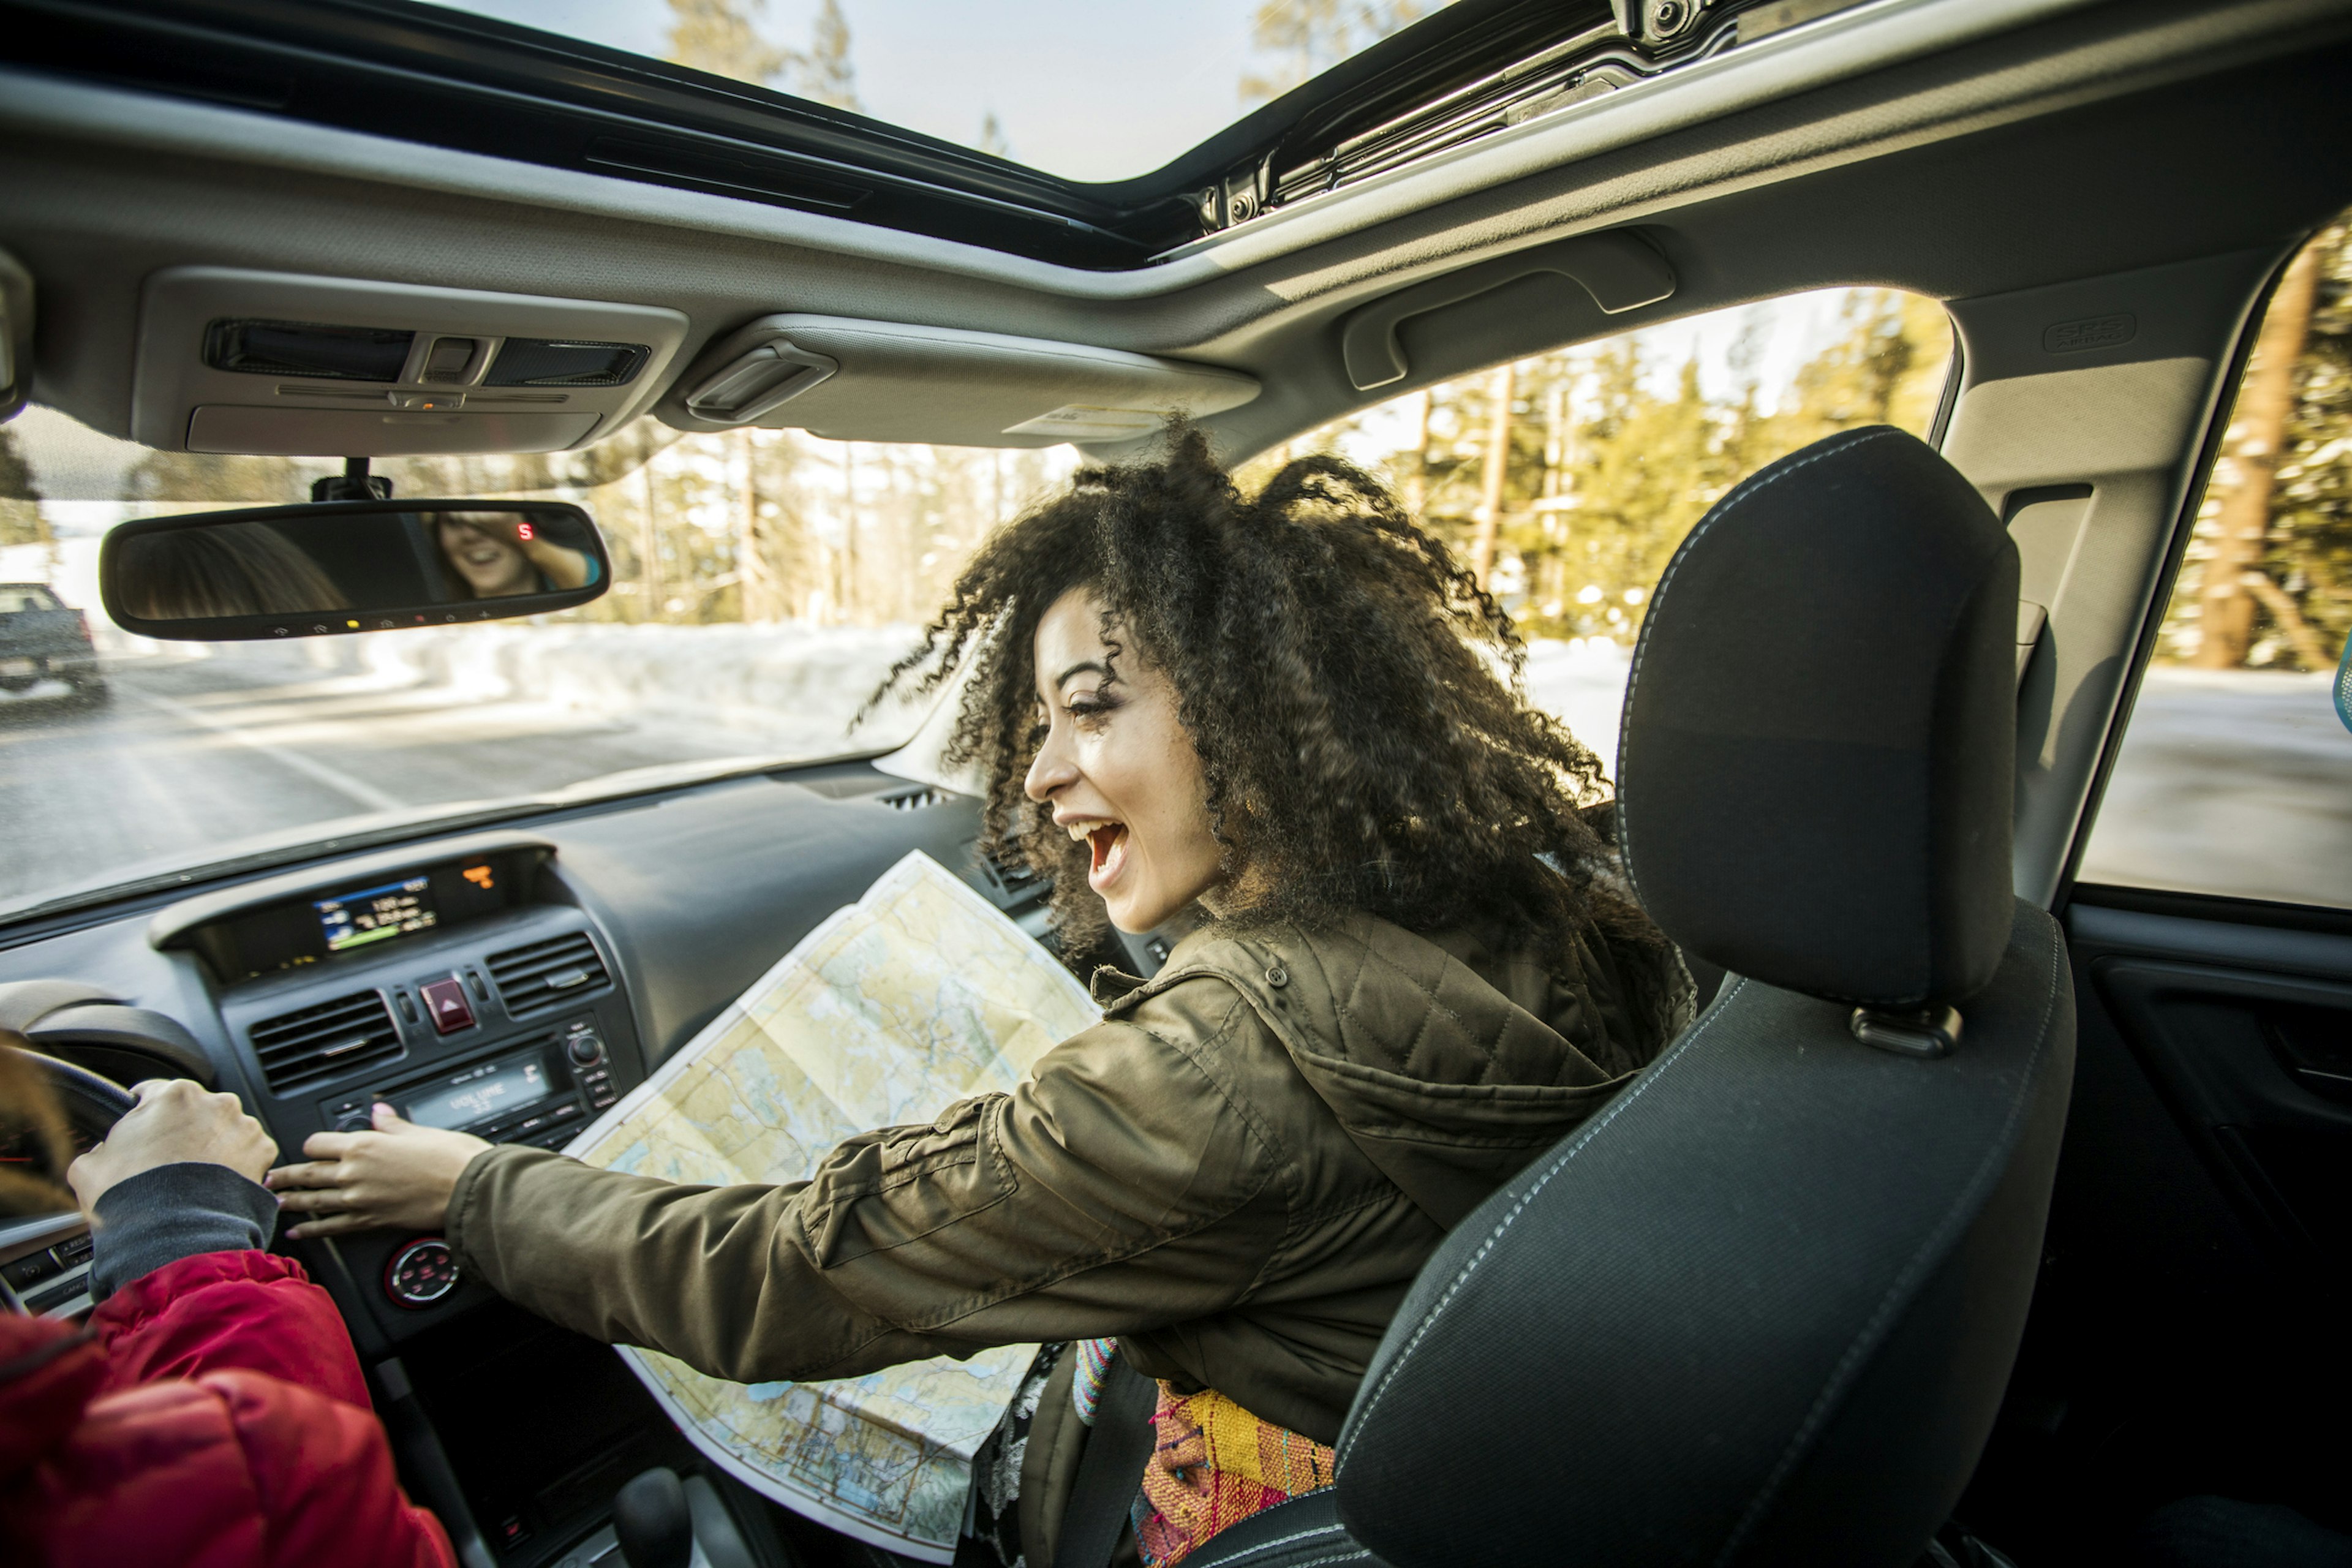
[0,583,105,701]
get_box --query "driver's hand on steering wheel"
[266,1104,488,1238]
[69,1078,278,1213]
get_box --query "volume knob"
[383,1237,460,1308]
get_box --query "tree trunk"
[840,441,858,625]
[1404,389,1432,518]
[1542,378,1567,500]
[637,462,663,624]
[2197,244,2320,668]
[1472,363,1514,587]
[2238,568,2335,671]
[735,429,777,622]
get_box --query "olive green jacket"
[445,910,1687,1446]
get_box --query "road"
[0,646,775,910]
[3,647,2347,919]
[2078,667,2352,910]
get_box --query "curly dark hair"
[873,428,1672,989]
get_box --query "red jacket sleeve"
[21,1371,455,1568]
[91,1251,371,1409]
[217,1369,456,1568]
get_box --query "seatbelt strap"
[1057,1355,1158,1568]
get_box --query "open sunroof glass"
[1,0,1779,266]
[415,0,1455,187]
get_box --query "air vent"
[488,932,611,1018]
[984,852,1044,901]
[880,786,948,811]
[247,991,401,1092]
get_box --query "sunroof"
[6,0,1782,268]
[415,0,1451,185]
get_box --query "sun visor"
[661,315,1259,447]
[132,268,688,456]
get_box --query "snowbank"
[338,623,1637,766]
[1523,638,1634,770]
[352,620,932,747]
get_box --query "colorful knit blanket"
[1133,1381,1337,1568]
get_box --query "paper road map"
[563,850,1099,1561]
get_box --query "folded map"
[562,849,1099,1561]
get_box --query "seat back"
[1325,428,2076,1567]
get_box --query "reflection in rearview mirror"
[100,500,611,639]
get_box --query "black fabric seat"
[1185,426,2076,1568]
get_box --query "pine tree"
[0,422,45,549]
[2264,223,2352,665]
[665,0,790,85]
[796,0,859,111]
[1240,1,1425,105]
[2157,223,2352,669]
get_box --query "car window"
[2077,219,2352,911]
[0,285,1948,921]
[0,584,61,612]
[1239,287,1953,770]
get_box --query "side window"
[2079,222,2352,911]
[1243,288,1953,767]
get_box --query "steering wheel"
[39,1053,140,1150]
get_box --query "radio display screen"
[402,1059,550,1132]
[315,876,439,953]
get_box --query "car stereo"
[322,1016,617,1149]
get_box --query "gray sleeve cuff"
[89,1162,280,1302]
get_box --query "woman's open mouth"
[1071,821,1129,891]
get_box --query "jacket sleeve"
[86,1161,279,1302]
[447,1002,1292,1384]
[91,1251,373,1409]
[215,1370,458,1568]
[31,1372,456,1568]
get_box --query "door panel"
[2074,898,2352,1289]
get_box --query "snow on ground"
[1523,638,1634,770]
[2079,666,2352,910]
[350,620,935,756]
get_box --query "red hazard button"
[419,977,475,1035]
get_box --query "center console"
[148,831,643,1340]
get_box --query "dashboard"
[0,756,1063,1566]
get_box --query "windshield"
[0,409,1080,919]
[413,0,1447,184]
[0,284,1947,922]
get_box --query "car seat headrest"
[1618,426,2018,1010]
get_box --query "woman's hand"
[69,1078,278,1212]
[519,532,594,589]
[266,1104,489,1238]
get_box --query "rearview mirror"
[100,500,611,640]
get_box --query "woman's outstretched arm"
[280,1004,1286,1383]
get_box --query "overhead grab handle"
[1340,230,1676,392]
[684,339,842,424]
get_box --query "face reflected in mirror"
[434,511,596,600]
[1023,587,1227,933]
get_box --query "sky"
[418,0,1303,183]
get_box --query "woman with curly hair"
[270,431,1691,1567]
